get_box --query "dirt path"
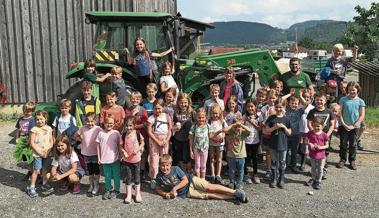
[0,121,378,218]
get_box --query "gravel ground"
[1,121,378,218]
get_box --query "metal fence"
[0,0,176,103]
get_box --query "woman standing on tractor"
[219,67,244,112]
[125,37,174,89]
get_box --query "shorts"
[209,145,224,154]
[58,169,84,179]
[33,156,52,170]
[84,155,98,164]
[187,176,209,199]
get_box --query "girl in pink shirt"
[96,115,123,200]
[121,116,145,204]
[75,112,102,195]
[305,117,329,190]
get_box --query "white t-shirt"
[52,114,77,136]
[300,104,315,133]
[148,113,170,135]
[209,120,227,146]
[244,114,263,144]
[52,151,84,175]
[160,75,179,98]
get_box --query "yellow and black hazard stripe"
[95,50,119,62]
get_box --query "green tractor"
[38,11,280,121]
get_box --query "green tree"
[299,37,315,49]
[344,3,379,60]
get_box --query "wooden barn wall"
[359,72,379,107]
[0,0,177,103]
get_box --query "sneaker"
[60,180,69,191]
[102,191,111,200]
[234,189,248,203]
[336,161,345,168]
[228,181,235,189]
[305,179,314,186]
[110,190,120,199]
[28,187,39,198]
[252,174,260,184]
[41,184,53,192]
[209,176,215,184]
[72,183,81,194]
[244,175,253,184]
[264,171,272,181]
[150,179,157,190]
[350,161,357,170]
[215,176,223,185]
[23,171,32,181]
[312,181,321,190]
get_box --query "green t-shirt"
[280,71,312,96]
[225,129,249,158]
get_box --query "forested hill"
[203,20,347,45]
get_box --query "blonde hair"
[272,80,283,88]
[329,103,341,111]
[130,91,142,101]
[111,66,122,75]
[159,154,173,164]
[210,84,220,92]
[175,93,193,114]
[146,83,158,92]
[23,101,36,112]
[104,114,115,123]
[267,89,279,98]
[210,103,223,120]
[333,43,344,52]
[59,99,71,108]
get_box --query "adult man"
[279,58,313,96]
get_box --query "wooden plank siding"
[0,0,176,103]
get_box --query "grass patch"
[365,107,379,128]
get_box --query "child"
[172,93,194,172]
[163,87,177,120]
[147,99,172,189]
[82,59,112,99]
[50,135,85,193]
[100,92,125,132]
[221,118,250,190]
[75,81,102,127]
[255,88,267,112]
[156,154,248,203]
[208,104,227,184]
[96,115,122,200]
[305,117,329,190]
[142,83,158,117]
[264,99,292,189]
[110,66,128,107]
[75,112,102,195]
[120,116,145,204]
[52,99,77,138]
[125,37,174,88]
[307,93,335,178]
[261,89,279,180]
[271,80,284,97]
[204,84,225,117]
[15,101,36,181]
[284,96,304,173]
[224,95,242,126]
[298,89,315,171]
[189,108,211,179]
[27,110,54,197]
[337,81,365,170]
[159,61,178,97]
[243,99,262,184]
[125,91,148,180]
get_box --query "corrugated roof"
[350,61,379,77]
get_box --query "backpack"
[55,115,79,148]
[152,113,170,133]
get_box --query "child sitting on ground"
[156,154,248,203]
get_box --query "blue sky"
[177,0,374,28]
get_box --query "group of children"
[14,39,365,204]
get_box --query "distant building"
[308,50,327,60]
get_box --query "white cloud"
[177,0,374,28]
